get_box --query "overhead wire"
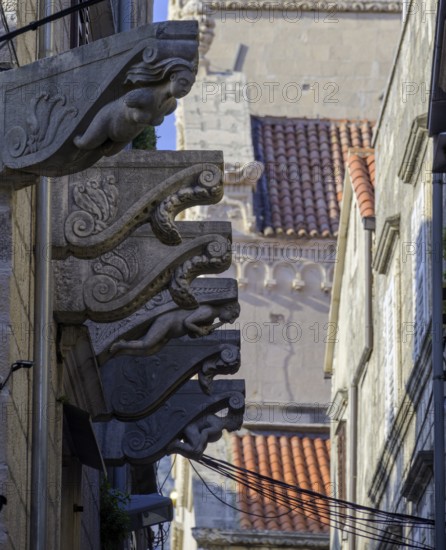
[190,461,427,549]
[192,460,428,549]
[195,459,431,549]
[190,454,434,549]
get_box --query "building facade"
[325,1,439,547]
[168,1,402,548]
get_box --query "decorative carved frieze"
[94,379,245,465]
[97,330,241,421]
[398,114,428,184]
[0,21,198,186]
[52,150,224,258]
[192,528,329,549]
[87,278,238,363]
[53,222,232,323]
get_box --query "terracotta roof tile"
[252,116,374,237]
[346,148,375,219]
[231,432,331,534]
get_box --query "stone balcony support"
[52,150,224,259]
[94,379,245,465]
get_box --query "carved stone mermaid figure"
[109,301,240,357]
[74,58,196,157]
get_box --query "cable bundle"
[191,454,434,549]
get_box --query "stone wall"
[328,1,437,547]
[187,6,401,119]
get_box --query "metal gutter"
[30,4,54,548]
[349,227,374,550]
[432,172,445,550]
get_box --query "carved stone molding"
[98,330,241,421]
[87,278,239,363]
[0,21,198,186]
[52,150,224,258]
[53,222,232,323]
[94,379,245,465]
[192,528,329,548]
[398,114,428,184]
[230,238,336,292]
[373,215,400,274]
[184,162,263,235]
[200,0,402,13]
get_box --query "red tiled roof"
[231,432,331,534]
[346,148,375,219]
[252,116,374,237]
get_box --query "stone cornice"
[203,0,402,14]
[192,528,329,548]
[53,222,232,323]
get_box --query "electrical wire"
[158,455,176,494]
[190,461,426,549]
[191,460,429,549]
[190,455,434,549]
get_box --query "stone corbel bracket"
[87,277,238,362]
[94,379,245,465]
[97,330,241,421]
[0,20,198,187]
[53,221,232,323]
[52,150,224,259]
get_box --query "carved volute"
[52,150,224,259]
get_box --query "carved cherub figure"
[109,301,240,357]
[73,61,196,157]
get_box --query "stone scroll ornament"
[94,379,245,465]
[97,330,241,421]
[53,222,232,323]
[0,21,198,187]
[86,277,239,364]
[52,150,224,259]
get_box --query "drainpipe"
[432,172,445,550]
[349,224,374,550]
[117,0,132,33]
[30,3,54,549]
